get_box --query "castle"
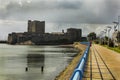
[8,20,82,45]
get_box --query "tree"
[87,32,96,41]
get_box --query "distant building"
[8,20,82,45]
[28,20,45,34]
[67,28,82,41]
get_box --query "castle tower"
[67,28,82,41]
[28,20,45,34]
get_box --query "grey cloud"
[0,1,82,22]
[0,0,120,24]
[0,0,120,40]
[57,1,82,9]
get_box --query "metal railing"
[70,42,90,80]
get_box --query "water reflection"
[0,44,78,80]
[26,54,44,72]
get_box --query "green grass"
[102,45,120,53]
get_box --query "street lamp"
[118,16,120,44]
[107,26,112,45]
[107,26,112,37]
[100,31,105,38]
[113,21,119,31]
[118,16,120,31]
[113,16,120,46]
[113,16,120,31]
[104,29,107,36]
[99,31,105,44]
[113,21,119,24]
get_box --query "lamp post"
[118,16,120,31]
[118,16,120,44]
[113,16,120,46]
[104,29,107,37]
[100,31,105,38]
[107,26,112,46]
[113,21,119,31]
[99,31,105,44]
[104,28,108,44]
[114,23,117,31]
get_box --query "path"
[83,44,120,80]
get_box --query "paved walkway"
[83,44,120,80]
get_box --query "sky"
[0,0,120,40]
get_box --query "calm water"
[0,44,78,80]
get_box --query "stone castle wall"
[8,20,82,45]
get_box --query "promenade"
[56,43,120,80]
[83,44,120,80]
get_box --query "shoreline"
[58,44,74,48]
[55,43,87,80]
[4,43,74,47]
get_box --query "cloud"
[0,0,120,23]
[0,3,78,24]
[0,0,120,40]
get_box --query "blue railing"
[70,42,90,80]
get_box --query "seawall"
[55,42,87,80]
